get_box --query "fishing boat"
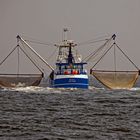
[20,29,89,89]
[49,30,89,88]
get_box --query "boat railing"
[55,69,87,75]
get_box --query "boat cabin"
[55,63,87,75]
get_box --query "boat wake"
[0,85,104,94]
[0,86,86,94]
[1,85,140,95]
[130,87,140,91]
[1,86,55,93]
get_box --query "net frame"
[0,73,43,87]
[91,70,139,89]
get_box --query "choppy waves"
[0,86,140,139]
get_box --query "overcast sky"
[0,0,140,73]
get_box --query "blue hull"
[54,84,88,89]
[53,77,88,89]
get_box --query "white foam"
[130,87,140,91]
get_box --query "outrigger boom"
[17,35,54,71]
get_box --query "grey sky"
[0,0,140,73]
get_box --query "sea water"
[0,86,140,140]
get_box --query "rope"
[83,37,113,62]
[77,34,111,46]
[47,47,58,61]
[0,45,18,66]
[21,35,54,46]
[83,42,107,62]
[19,44,44,73]
[17,45,20,75]
[78,39,108,46]
[17,35,54,71]
[0,44,44,74]
[114,44,116,71]
[115,43,139,70]
[91,43,114,69]
[25,40,54,47]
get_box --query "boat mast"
[67,42,74,64]
[63,28,76,64]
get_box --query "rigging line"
[21,43,43,72]
[114,44,116,72]
[19,45,44,73]
[24,40,54,47]
[21,42,45,73]
[21,35,54,46]
[17,45,20,75]
[77,39,108,46]
[47,47,58,61]
[77,34,111,46]
[91,43,114,69]
[0,45,18,66]
[84,35,116,62]
[83,38,112,62]
[84,43,107,62]
[115,43,139,70]
[17,35,54,71]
